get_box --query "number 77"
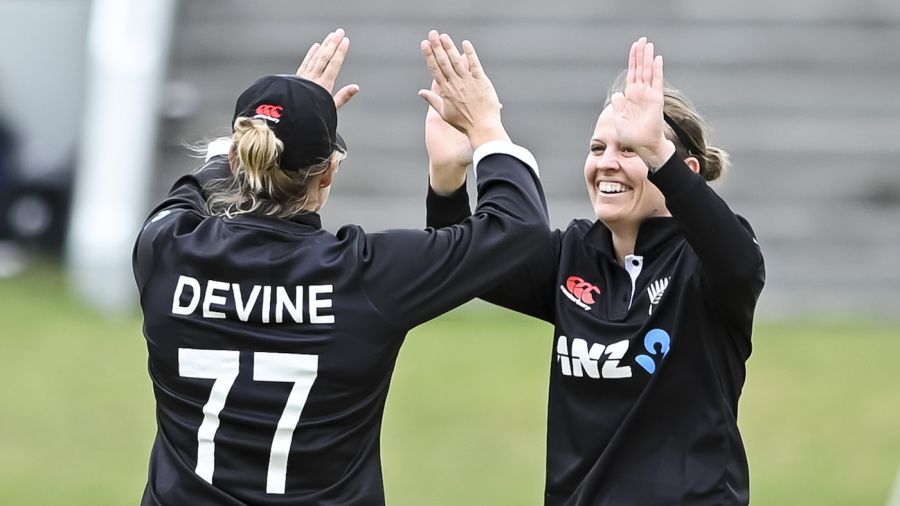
[178,348,319,494]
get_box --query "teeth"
[598,182,629,194]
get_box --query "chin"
[593,208,621,225]
[595,203,643,229]
[593,201,621,220]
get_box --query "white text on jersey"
[556,335,632,379]
[171,275,335,324]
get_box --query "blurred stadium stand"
[3,0,900,318]
[157,0,900,318]
[0,1,86,259]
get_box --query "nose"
[595,149,621,172]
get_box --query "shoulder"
[138,206,201,245]
[335,223,365,241]
[338,224,434,255]
[561,218,595,239]
[734,214,756,234]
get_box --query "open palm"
[425,79,473,171]
[610,38,666,156]
[296,28,360,109]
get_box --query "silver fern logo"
[647,277,670,315]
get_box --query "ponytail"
[233,117,283,193]
[204,117,338,218]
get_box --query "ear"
[684,156,701,175]
[319,156,340,188]
[228,146,237,173]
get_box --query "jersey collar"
[583,217,682,261]
[287,212,322,228]
[235,211,322,230]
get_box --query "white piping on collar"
[623,254,644,309]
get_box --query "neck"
[300,185,328,213]
[300,200,320,213]
[608,222,639,266]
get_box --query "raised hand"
[424,78,474,195]
[419,31,509,149]
[296,28,360,109]
[609,37,674,170]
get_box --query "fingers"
[462,40,484,79]
[627,36,662,88]
[320,36,350,85]
[311,29,346,77]
[429,78,441,95]
[651,55,664,93]
[439,33,469,77]
[297,43,320,76]
[428,31,458,83]
[642,40,655,86]
[421,38,448,87]
[296,29,354,103]
[417,89,444,114]
[634,38,645,86]
[333,84,360,110]
[421,31,482,88]
[296,29,351,91]
[628,39,639,85]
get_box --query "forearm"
[428,161,467,197]
[638,139,676,173]
[650,154,764,311]
[366,142,550,329]
[426,180,471,229]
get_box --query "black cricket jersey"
[427,155,765,505]
[132,140,548,505]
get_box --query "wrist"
[638,139,677,172]
[466,122,510,150]
[428,162,467,196]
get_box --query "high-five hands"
[610,37,676,170]
[419,31,510,149]
[424,78,474,195]
[296,28,360,110]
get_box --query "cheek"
[583,158,596,191]
[642,185,666,212]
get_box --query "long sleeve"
[360,141,551,330]
[424,160,559,323]
[648,155,765,326]
[425,181,472,229]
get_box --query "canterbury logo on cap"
[254,104,284,123]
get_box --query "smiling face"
[584,106,669,230]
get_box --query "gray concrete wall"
[0,0,91,174]
[156,0,900,319]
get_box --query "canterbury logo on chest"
[560,275,602,310]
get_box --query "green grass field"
[1,265,898,505]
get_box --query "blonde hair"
[605,74,729,181]
[205,117,345,218]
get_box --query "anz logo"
[635,329,670,374]
[556,328,673,379]
[556,336,632,379]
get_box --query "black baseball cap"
[232,74,346,171]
